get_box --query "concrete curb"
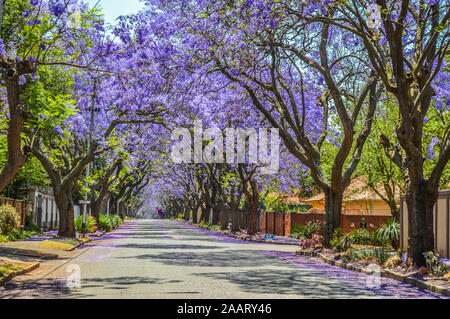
[0,236,94,257]
[66,238,92,251]
[0,261,40,286]
[224,232,300,246]
[296,250,450,297]
[88,231,106,238]
[0,246,58,260]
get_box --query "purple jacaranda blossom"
[54,126,64,135]
[48,0,65,16]
[23,9,32,18]
[426,137,439,159]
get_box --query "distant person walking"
[157,207,164,218]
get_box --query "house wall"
[307,200,393,217]
[309,201,325,210]
[343,200,392,216]
[29,189,59,231]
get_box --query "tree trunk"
[0,77,28,193]
[323,188,343,247]
[54,188,76,238]
[211,203,219,225]
[220,200,228,230]
[183,201,190,220]
[231,209,240,231]
[192,203,199,224]
[90,193,100,222]
[230,188,240,231]
[389,203,400,222]
[201,203,210,223]
[406,181,436,266]
[245,181,259,236]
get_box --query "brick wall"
[0,197,28,230]
[260,211,390,237]
[340,215,390,233]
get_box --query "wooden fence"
[0,197,28,231]
[400,190,450,258]
[199,207,390,237]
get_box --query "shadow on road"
[114,243,223,250]
[1,276,186,299]
[119,249,287,268]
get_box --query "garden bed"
[35,237,91,251]
[296,247,450,296]
[0,258,40,285]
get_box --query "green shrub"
[349,229,373,245]
[111,216,118,228]
[6,229,27,241]
[198,220,221,231]
[4,229,38,242]
[24,214,41,233]
[74,215,97,233]
[98,214,113,232]
[331,228,352,252]
[377,219,400,249]
[290,221,321,239]
[337,234,353,251]
[330,228,345,248]
[264,194,312,213]
[370,231,387,246]
[423,251,449,277]
[341,247,390,264]
[114,215,123,227]
[198,220,212,229]
[97,214,122,232]
[0,205,20,235]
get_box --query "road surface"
[0,219,446,299]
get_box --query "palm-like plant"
[377,218,400,249]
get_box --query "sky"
[86,0,146,25]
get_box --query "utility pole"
[82,80,98,236]
[106,196,110,217]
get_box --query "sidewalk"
[0,220,135,294]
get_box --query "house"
[303,177,398,232]
[20,187,59,231]
[265,192,311,212]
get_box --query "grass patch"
[0,263,25,277]
[36,238,81,251]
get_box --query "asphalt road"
[0,219,446,299]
